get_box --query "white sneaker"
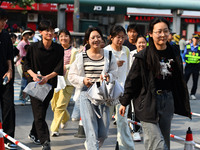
[190,95,196,100]
[60,123,67,129]
[51,131,59,137]
[72,118,79,121]
[4,143,17,149]
[84,141,88,150]
[133,132,141,142]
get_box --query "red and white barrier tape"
[170,134,200,148]
[191,112,200,117]
[127,119,142,127]
[0,131,31,150]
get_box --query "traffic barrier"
[0,131,31,150]
[0,121,5,150]
[170,133,200,149]
[184,127,195,150]
[127,119,142,127]
[74,117,85,138]
[190,112,200,117]
[0,120,31,150]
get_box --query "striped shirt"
[83,52,104,83]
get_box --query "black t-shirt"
[23,41,64,88]
[155,46,175,91]
[0,30,13,83]
[13,46,19,57]
[123,39,136,51]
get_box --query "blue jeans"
[116,104,134,150]
[19,77,29,101]
[80,91,110,150]
[71,98,80,120]
[141,92,174,150]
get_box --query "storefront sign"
[81,5,126,14]
[0,2,36,10]
[129,16,173,22]
[184,18,200,24]
[0,2,74,12]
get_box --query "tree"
[0,0,42,8]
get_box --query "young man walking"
[24,20,64,150]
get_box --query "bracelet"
[8,68,13,71]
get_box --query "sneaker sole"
[4,144,17,150]
[28,135,41,145]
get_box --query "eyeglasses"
[153,29,170,36]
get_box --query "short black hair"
[24,44,30,51]
[10,33,17,39]
[127,24,139,33]
[0,8,8,20]
[38,20,53,31]
[59,29,72,43]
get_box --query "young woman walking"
[68,27,117,150]
[119,18,191,150]
[50,29,78,136]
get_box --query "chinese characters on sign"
[93,6,115,12]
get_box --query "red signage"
[0,2,74,12]
[184,18,200,24]
[0,2,37,10]
[38,3,57,11]
[126,16,173,22]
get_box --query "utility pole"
[73,0,80,32]
[171,9,183,35]
[57,4,67,30]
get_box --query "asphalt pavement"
[11,68,200,150]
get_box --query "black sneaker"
[4,142,17,149]
[42,141,51,150]
[28,134,40,145]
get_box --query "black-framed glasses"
[153,29,170,36]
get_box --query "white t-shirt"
[104,45,130,87]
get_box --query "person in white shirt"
[68,27,118,150]
[130,35,147,66]
[104,25,134,150]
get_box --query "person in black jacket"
[119,18,191,150]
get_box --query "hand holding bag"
[23,81,52,101]
[87,51,124,106]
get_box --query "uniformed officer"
[183,34,200,100]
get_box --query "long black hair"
[147,17,170,77]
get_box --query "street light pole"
[73,0,80,32]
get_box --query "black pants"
[184,64,200,95]
[0,80,15,143]
[30,89,54,144]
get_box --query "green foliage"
[0,0,42,8]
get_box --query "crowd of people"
[1,7,199,150]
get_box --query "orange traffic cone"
[74,117,85,138]
[0,120,5,150]
[184,127,195,150]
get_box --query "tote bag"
[23,81,52,101]
[87,51,124,105]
